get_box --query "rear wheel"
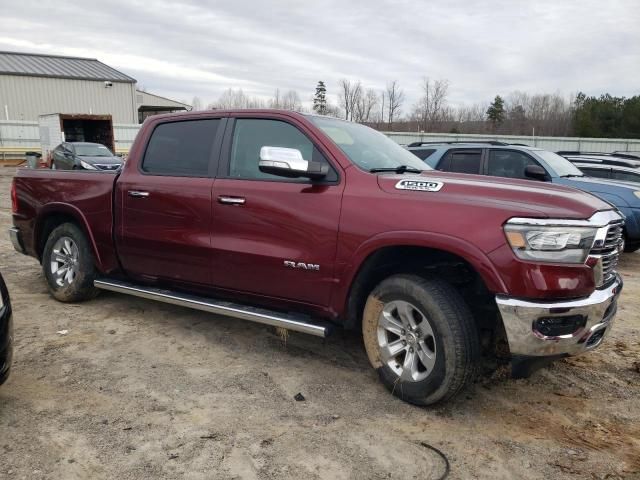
[362,274,479,405]
[42,223,99,302]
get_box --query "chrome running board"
[94,278,332,338]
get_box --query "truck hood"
[558,175,640,194]
[377,171,613,219]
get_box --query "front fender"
[331,230,509,318]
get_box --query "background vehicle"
[0,271,13,386]
[50,142,122,171]
[556,152,640,184]
[10,111,624,405]
[409,142,640,253]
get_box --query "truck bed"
[12,168,120,272]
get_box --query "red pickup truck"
[10,110,624,405]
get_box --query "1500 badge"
[395,179,444,192]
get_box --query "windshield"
[536,150,583,177]
[75,144,113,157]
[308,116,430,172]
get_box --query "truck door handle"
[128,190,150,198]
[218,196,245,206]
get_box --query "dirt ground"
[0,168,638,480]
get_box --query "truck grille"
[591,221,623,285]
[94,163,121,171]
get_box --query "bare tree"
[210,88,265,109]
[338,79,363,121]
[191,96,203,111]
[385,80,405,130]
[354,88,378,123]
[412,78,450,131]
[282,90,303,112]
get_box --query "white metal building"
[0,51,189,124]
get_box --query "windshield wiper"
[369,165,424,174]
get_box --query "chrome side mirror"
[258,146,328,180]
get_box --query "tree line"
[191,80,640,139]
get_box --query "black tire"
[42,223,99,302]
[623,239,640,253]
[362,274,479,405]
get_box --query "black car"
[0,272,12,386]
[50,142,122,171]
[557,152,640,184]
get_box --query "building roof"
[136,90,191,109]
[0,51,136,83]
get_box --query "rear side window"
[580,167,611,179]
[487,150,539,179]
[611,170,640,182]
[440,150,482,174]
[412,148,436,161]
[142,119,219,176]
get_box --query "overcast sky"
[2,0,639,111]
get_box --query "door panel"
[117,175,214,285]
[211,179,342,305]
[115,117,223,286]
[210,117,343,306]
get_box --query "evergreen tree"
[486,95,505,127]
[313,81,327,115]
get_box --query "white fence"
[2,120,640,160]
[0,120,141,159]
[384,131,640,153]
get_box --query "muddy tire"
[42,223,99,302]
[362,274,479,405]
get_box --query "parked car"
[0,271,13,386]
[408,142,640,252]
[11,111,624,405]
[557,152,640,185]
[50,142,122,171]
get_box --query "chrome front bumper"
[496,274,622,357]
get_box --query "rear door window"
[412,148,436,161]
[580,167,612,179]
[142,119,220,176]
[439,149,482,174]
[611,170,640,183]
[487,150,539,179]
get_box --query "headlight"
[79,160,97,170]
[504,223,597,263]
[634,191,640,199]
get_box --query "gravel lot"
[0,168,638,480]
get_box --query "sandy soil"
[0,168,638,480]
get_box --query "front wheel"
[42,223,99,302]
[362,274,479,405]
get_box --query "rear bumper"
[496,274,622,357]
[9,227,25,254]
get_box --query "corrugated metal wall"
[0,74,137,123]
[385,132,640,152]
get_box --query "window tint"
[142,119,219,176]
[229,119,336,181]
[441,150,481,174]
[580,167,611,179]
[412,148,436,161]
[611,170,640,182]
[487,150,538,179]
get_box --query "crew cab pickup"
[10,110,624,405]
